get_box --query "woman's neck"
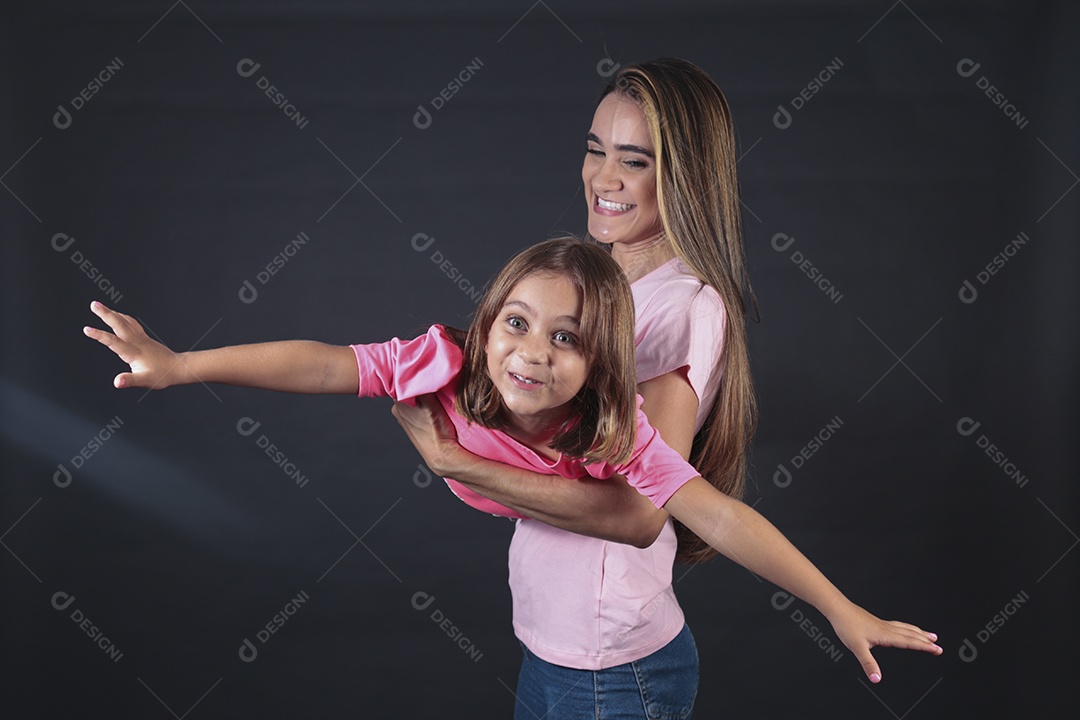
[610,232,676,284]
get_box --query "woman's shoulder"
[634,258,726,319]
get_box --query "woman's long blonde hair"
[599,58,759,564]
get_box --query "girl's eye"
[554,331,577,345]
[507,316,525,330]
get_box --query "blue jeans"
[513,624,698,720]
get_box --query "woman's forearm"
[441,449,668,547]
[391,395,669,547]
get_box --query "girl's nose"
[518,336,549,364]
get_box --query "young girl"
[86,237,941,716]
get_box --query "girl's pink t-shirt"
[352,256,725,670]
[350,325,698,514]
[507,257,726,669]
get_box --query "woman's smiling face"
[582,94,663,247]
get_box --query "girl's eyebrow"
[504,300,580,326]
[586,132,654,159]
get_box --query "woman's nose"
[593,158,621,192]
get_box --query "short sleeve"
[597,404,698,509]
[350,325,462,401]
[634,278,726,410]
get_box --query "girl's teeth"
[598,197,634,212]
[512,373,539,384]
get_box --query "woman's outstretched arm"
[391,370,695,548]
[85,301,358,394]
[663,477,943,682]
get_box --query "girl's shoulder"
[434,323,468,349]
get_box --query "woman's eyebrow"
[586,132,654,158]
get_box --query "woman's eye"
[586,147,604,157]
[625,159,647,169]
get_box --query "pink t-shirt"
[350,325,698,514]
[633,257,726,429]
[508,257,727,669]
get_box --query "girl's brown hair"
[600,58,759,564]
[454,237,639,465]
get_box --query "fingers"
[84,318,140,373]
[89,300,144,340]
[390,401,416,424]
[887,620,936,637]
[846,617,943,684]
[89,300,120,328]
[877,622,943,655]
[82,323,123,351]
[392,396,433,422]
[854,623,942,685]
[84,314,142,371]
[87,301,163,388]
[854,647,882,683]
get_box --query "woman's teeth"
[598,197,634,212]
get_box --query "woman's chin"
[587,220,616,243]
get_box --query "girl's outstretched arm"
[664,478,943,682]
[84,301,358,394]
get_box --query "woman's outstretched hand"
[828,601,942,683]
[84,301,187,389]
[391,394,464,478]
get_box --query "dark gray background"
[2,1,1077,717]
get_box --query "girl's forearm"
[665,477,851,619]
[179,342,359,394]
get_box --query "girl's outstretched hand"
[84,301,187,389]
[828,601,942,683]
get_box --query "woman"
[392,58,935,718]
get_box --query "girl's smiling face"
[485,273,590,438]
[582,94,664,247]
